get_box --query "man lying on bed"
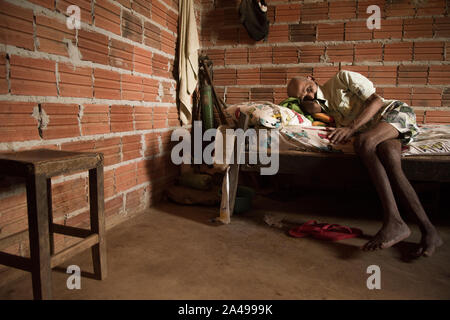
[287,70,443,257]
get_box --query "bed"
[216,102,450,224]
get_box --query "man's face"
[297,77,318,102]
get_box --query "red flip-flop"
[311,223,363,241]
[288,220,328,238]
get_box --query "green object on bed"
[279,97,314,122]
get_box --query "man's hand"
[327,126,355,144]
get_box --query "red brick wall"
[200,0,450,125]
[0,0,180,273]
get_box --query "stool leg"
[47,178,54,255]
[89,165,107,280]
[26,174,52,300]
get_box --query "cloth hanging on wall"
[178,0,200,125]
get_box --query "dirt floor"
[0,185,449,300]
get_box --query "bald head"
[287,76,318,102]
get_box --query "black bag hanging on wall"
[239,0,269,41]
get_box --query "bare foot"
[414,230,443,257]
[362,221,411,251]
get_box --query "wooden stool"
[0,149,107,300]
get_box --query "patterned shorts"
[381,101,419,145]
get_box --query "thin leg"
[353,122,411,250]
[47,178,54,255]
[89,165,107,280]
[26,174,52,300]
[377,139,443,257]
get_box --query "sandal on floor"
[288,220,363,241]
[288,220,328,238]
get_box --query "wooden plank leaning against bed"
[227,113,450,215]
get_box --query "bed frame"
[226,113,450,215]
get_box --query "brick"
[238,25,256,45]
[268,25,289,43]
[415,110,425,124]
[103,169,115,199]
[126,187,146,213]
[223,7,240,26]
[161,82,175,103]
[29,0,54,10]
[115,163,137,192]
[428,65,450,85]
[95,0,121,35]
[144,21,161,50]
[81,104,110,135]
[385,0,415,17]
[286,67,313,81]
[78,30,109,65]
[122,11,143,43]
[368,66,398,85]
[94,69,121,100]
[204,49,225,66]
[122,134,142,161]
[414,42,444,61]
[250,87,273,102]
[328,1,356,20]
[94,138,121,166]
[167,9,178,33]
[398,65,428,85]
[121,74,143,101]
[404,18,433,39]
[56,0,92,24]
[105,195,124,218]
[345,21,372,40]
[160,130,173,153]
[261,68,286,85]
[236,68,260,86]
[143,78,159,102]
[117,0,131,9]
[109,39,134,71]
[137,159,156,184]
[447,42,450,61]
[153,106,168,129]
[225,48,248,65]
[0,192,27,227]
[36,15,76,57]
[298,45,325,63]
[411,88,442,107]
[317,23,344,41]
[217,27,239,46]
[110,105,134,132]
[417,0,446,16]
[152,0,168,27]
[0,53,7,94]
[59,63,93,98]
[40,103,80,139]
[10,56,57,96]
[213,69,236,86]
[275,4,301,23]
[426,110,450,123]
[133,46,152,74]
[52,178,88,219]
[326,44,353,63]
[274,87,288,104]
[301,2,328,21]
[161,30,176,56]
[168,105,179,127]
[354,43,382,62]
[132,0,151,19]
[152,53,170,77]
[373,19,402,40]
[0,0,34,50]
[312,66,339,85]
[434,17,450,38]
[384,42,413,61]
[143,132,160,157]
[289,24,316,42]
[225,87,250,104]
[248,47,272,64]
[65,211,90,229]
[273,47,298,64]
[0,101,39,142]
[134,106,152,130]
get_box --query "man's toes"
[423,245,436,257]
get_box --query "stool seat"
[0,149,107,300]
[0,149,103,177]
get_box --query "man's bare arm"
[328,93,384,144]
[300,100,322,114]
